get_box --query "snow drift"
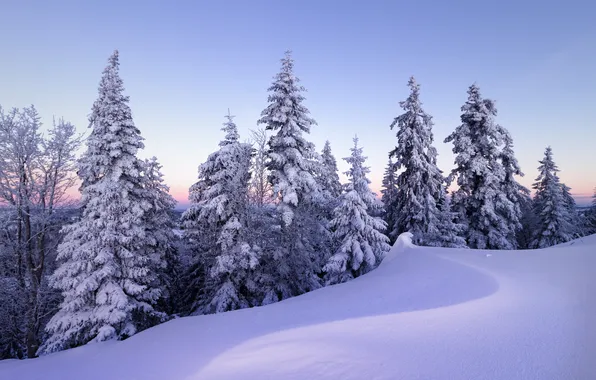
[1,233,594,380]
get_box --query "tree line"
[1,50,595,360]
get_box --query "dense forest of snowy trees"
[0,50,593,359]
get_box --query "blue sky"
[1,0,595,206]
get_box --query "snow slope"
[2,233,594,380]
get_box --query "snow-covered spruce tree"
[317,140,343,241]
[499,127,531,248]
[560,182,584,238]
[433,187,468,248]
[498,127,535,249]
[143,157,181,315]
[182,112,259,314]
[445,84,520,250]
[324,137,390,284]
[40,51,166,354]
[516,194,538,249]
[319,140,343,199]
[389,77,462,247]
[256,51,330,302]
[530,146,576,248]
[380,157,398,242]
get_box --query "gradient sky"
[1,0,595,208]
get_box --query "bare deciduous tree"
[0,106,81,358]
[248,128,272,206]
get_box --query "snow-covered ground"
[2,233,594,380]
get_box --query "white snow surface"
[2,233,594,380]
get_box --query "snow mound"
[378,231,415,267]
[1,235,594,380]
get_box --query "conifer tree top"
[345,136,371,193]
[445,83,503,178]
[461,83,498,122]
[390,76,437,170]
[82,49,143,188]
[257,50,316,134]
[89,50,133,126]
[381,157,398,203]
[220,110,240,146]
[533,146,563,195]
[322,140,333,156]
[534,146,559,184]
[108,49,119,66]
[319,140,342,198]
[321,140,339,172]
[401,76,422,112]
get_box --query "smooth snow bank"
[2,233,594,380]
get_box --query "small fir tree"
[432,188,468,248]
[380,157,398,243]
[319,140,343,199]
[530,146,576,248]
[560,182,583,238]
[499,127,530,248]
[182,112,258,314]
[324,137,390,284]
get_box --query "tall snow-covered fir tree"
[380,157,398,241]
[389,77,462,247]
[319,140,342,199]
[324,137,390,284]
[256,51,329,302]
[182,112,258,314]
[530,146,576,248]
[40,51,167,354]
[445,84,520,250]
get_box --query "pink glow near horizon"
[60,152,595,209]
[64,181,594,209]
